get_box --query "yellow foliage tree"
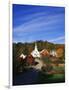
[56,48,63,58]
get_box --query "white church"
[31,43,41,58]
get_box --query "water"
[13,68,39,85]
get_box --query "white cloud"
[13,13,63,33]
[49,36,64,42]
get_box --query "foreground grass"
[36,71,65,84]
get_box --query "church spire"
[34,42,38,51]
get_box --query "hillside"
[13,40,65,57]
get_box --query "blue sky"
[13,4,65,44]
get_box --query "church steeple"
[34,42,38,51]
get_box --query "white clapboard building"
[50,50,57,57]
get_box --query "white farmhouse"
[20,53,26,59]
